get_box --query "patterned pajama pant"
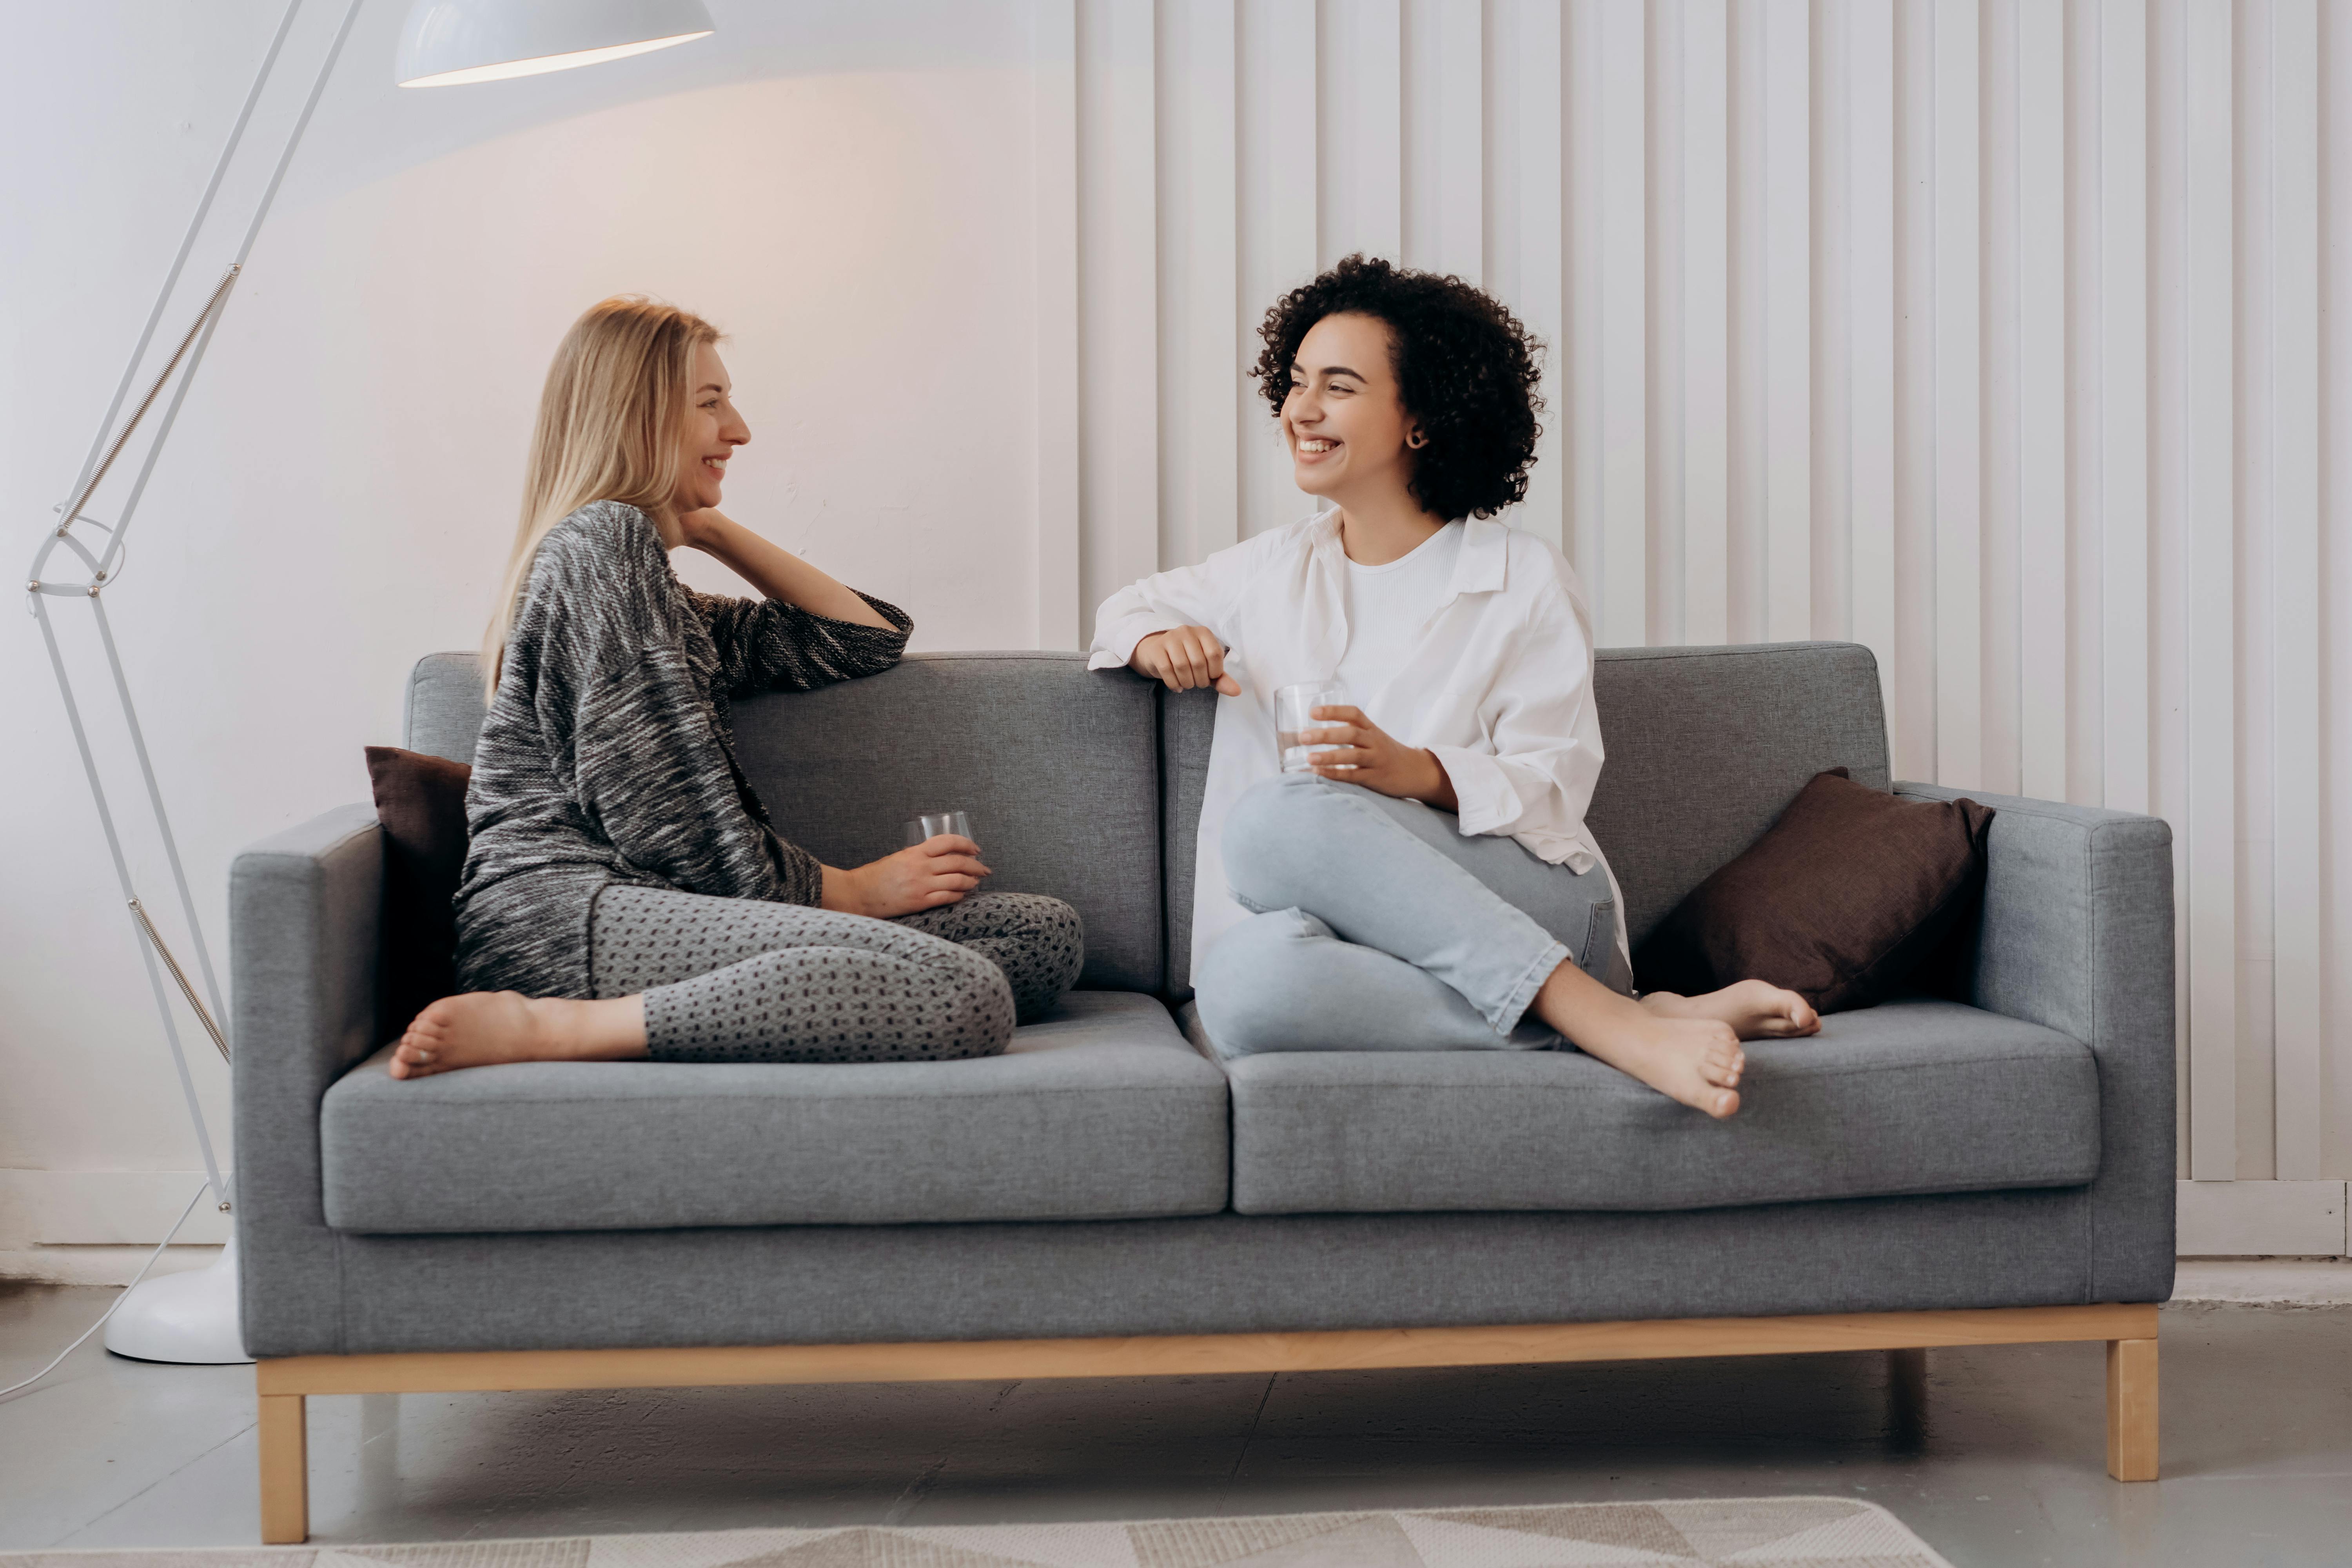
[587,885,1085,1063]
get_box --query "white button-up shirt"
[1088,507,1611,979]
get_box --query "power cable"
[0,1183,209,1401]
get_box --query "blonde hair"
[482,295,724,699]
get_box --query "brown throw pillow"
[1633,768,1994,1014]
[364,746,473,1038]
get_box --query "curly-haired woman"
[390,296,1082,1078]
[1089,256,1811,1118]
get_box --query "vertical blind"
[1038,0,2349,1185]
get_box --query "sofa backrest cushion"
[1159,641,1890,998]
[1586,644,1891,947]
[406,653,488,768]
[403,651,1165,995]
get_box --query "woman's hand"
[821,835,991,918]
[1300,705,1461,809]
[1133,626,1241,695]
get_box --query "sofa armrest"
[231,802,383,1356]
[1896,782,2175,1301]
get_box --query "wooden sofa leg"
[258,1392,310,1543]
[2105,1337,2158,1481]
[1887,1346,1928,1448]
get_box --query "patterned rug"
[8,1498,1951,1567]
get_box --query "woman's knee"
[928,945,1017,1058]
[1221,773,1355,907]
[1038,896,1087,989]
[1025,895,1086,965]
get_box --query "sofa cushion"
[405,650,1166,995]
[1635,767,1995,1012]
[321,991,1226,1232]
[1189,996,2097,1215]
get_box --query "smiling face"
[670,341,750,515]
[1281,310,1424,507]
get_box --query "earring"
[1407,431,1428,449]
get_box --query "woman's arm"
[679,508,890,628]
[672,509,911,694]
[1422,599,1603,846]
[1087,534,1268,679]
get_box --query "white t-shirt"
[1334,521,1465,723]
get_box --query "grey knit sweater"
[453,501,911,998]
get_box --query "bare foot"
[1642,978,1820,1040]
[1582,1014,1747,1119]
[390,991,648,1079]
[1530,961,1746,1118]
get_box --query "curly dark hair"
[1249,254,1545,521]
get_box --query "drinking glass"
[904,810,973,847]
[1275,681,1352,773]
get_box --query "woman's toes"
[388,1027,446,1080]
[1767,986,1816,1029]
[1705,1087,1740,1119]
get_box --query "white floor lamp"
[24,0,715,1368]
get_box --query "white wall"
[4,0,2348,1278]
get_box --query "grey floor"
[3,1285,2347,1567]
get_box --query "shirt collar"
[1446,516,1511,602]
[1305,506,1347,552]
[1305,506,1509,605]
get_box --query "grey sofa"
[234,641,2174,1541]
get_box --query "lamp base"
[104,1225,252,1365]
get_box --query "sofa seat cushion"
[1192,996,2098,1215]
[322,991,1226,1233]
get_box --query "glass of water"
[904,810,973,847]
[1275,681,1352,773]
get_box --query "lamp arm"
[29,595,230,1210]
[92,0,367,582]
[54,0,304,528]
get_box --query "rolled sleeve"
[1086,599,1183,671]
[1428,745,1524,836]
[1425,593,1604,869]
[1088,536,1269,670]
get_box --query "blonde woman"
[391,297,1082,1078]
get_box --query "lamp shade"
[396,0,715,87]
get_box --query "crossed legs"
[392,887,1083,1078]
[1197,773,1816,1117]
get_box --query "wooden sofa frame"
[254,1300,2158,1543]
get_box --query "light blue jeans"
[1194,772,1632,1058]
